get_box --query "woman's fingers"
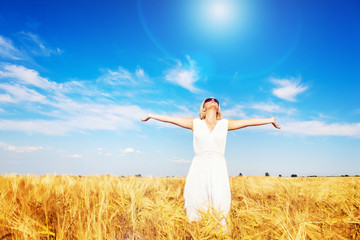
[141,117,149,122]
[141,114,151,122]
[272,121,281,129]
[271,118,280,129]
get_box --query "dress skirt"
[184,152,231,221]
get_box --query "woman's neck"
[205,109,217,122]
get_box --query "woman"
[141,97,280,223]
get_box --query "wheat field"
[0,175,359,239]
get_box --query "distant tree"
[279,174,282,177]
[265,172,270,177]
[135,174,142,177]
[238,173,243,176]
[291,174,297,177]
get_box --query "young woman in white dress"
[141,97,280,223]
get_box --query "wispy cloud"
[135,66,150,82]
[250,103,282,112]
[282,120,360,138]
[165,55,202,93]
[0,104,148,135]
[0,64,149,135]
[0,142,47,153]
[0,83,47,103]
[0,63,58,104]
[0,35,24,60]
[168,157,192,164]
[19,32,62,57]
[120,148,141,154]
[98,67,136,86]
[221,102,294,119]
[98,65,150,86]
[0,64,57,90]
[271,77,308,102]
[250,102,295,115]
[0,33,61,61]
[0,93,13,103]
[221,105,247,118]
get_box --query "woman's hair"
[199,97,223,120]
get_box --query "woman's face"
[204,98,219,111]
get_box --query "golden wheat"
[0,175,359,239]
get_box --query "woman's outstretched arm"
[228,117,281,131]
[141,113,194,130]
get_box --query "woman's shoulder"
[220,118,229,126]
[193,118,202,124]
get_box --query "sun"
[208,1,231,25]
[191,0,244,37]
[137,0,251,53]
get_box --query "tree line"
[237,173,360,177]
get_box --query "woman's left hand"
[141,113,152,122]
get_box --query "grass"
[0,175,359,239]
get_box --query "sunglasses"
[204,98,219,104]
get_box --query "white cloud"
[121,148,141,154]
[165,55,202,93]
[0,33,61,61]
[172,105,197,118]
[271,77,308,102]
[135,68,144,78]
[282,120,360,138]
[70,154,82,159]
[250,102,295,115]
[221,105,247,118]
[98,65,150,86]
[19,32,62,57]
[0,83,47,103]
[99,67,134,85]
[213,101,295,120]
[0,119,69,135]
[168,158,192,164]
[0,94,13,103]
[3,144,46,153]
[251,103,282,112]
[123,148,135,153]
[0,64,57,90]
[0,35,24,60]
[135,66,150,82]
[56,48,63,55]
[0,63,151,135]
[0,104,148,135]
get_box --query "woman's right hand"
[141,113,152,122]
[271,118,281,129]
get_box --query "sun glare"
[209,2,229,22]
[191,0,245,38]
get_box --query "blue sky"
[0,0,359,177]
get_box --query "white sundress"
[184,118,231,221]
